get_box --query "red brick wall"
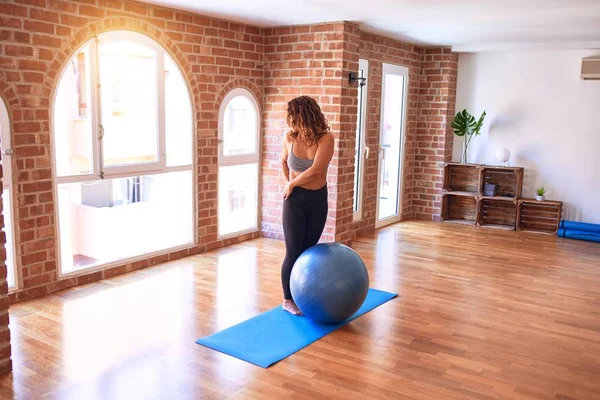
[354,32,423,235]
[261,22,359,244]
[334,23,360,244]
[0,0,264,302]
[414,48,458,220]
[260,27,457,240]
[0,1,458,303]
[0,131,11,373]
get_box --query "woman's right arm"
[281,134,290,182]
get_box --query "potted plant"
[452,109,487,163]
[535,187,546,201]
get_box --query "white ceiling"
[140,0,600,51]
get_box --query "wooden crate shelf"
[480,167,523,198]
[478,198,517,230]
[480,195,518,202]
[442,194,478,225]
[442,190,478,198]
[517,199,563,234]
[443,163,481,194]
[441,163,562,235]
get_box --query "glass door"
[376,63,408,228]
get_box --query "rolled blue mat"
[559,220,600,233]
[561,229,600,237]
[558,228,566,237]
[563,232,600,243]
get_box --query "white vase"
[536,195,545,201]
[495,147,511,166]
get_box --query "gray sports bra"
[287,143,314,172]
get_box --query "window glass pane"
[2,188,15,288]
[218,163,258,236]
[57,170,193,274]
[165,55,193,167]
[99,41,158,167]
[222,96,257,157]
[54,45,94,177]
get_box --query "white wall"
[454,50,600,223]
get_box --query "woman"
[280,96,335,316]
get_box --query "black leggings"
[281,185,328,300]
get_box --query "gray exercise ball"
[290,242,369,324]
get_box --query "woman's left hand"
[283,182,295,200]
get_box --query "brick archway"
[215,78,262,110]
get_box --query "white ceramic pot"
[536,195,545,201]
[496,147,511,165]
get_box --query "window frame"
[217,88,261,239]
[51,30,196,277]
[0,98,17,290]
[52,39,99,184]
[217,88,261,166]
[353,59,369,222]
[97,31,166,177]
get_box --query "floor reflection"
[215,247,259,330]
[61,265,196,382]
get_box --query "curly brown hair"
[286,96,330,146]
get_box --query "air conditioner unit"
[581,57,600,80]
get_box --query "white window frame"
[52,30,196,277]
[53,39,100,184]
[353,59,369,222]
[375,63,409,229]
[218,88,261,166]
[97,31,166,177]
[217,88,261,239]
[0,98,17,290]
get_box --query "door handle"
[364,146,370,159]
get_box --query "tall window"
[354,59,368,220]
[53,31,194,275]
[218,89,260,237]
[0,98,16,288]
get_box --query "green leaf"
[452,109,475,137]
[473,110,487,135]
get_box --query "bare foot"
[282,299,303,316]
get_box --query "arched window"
[0,98,16,288]
[53,31,194,274]
[218,88,260,237]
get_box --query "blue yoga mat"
[558,228,600,243]
[560,220,600,233]
[565,233,600,243]
[558,228,600,237]
[196,288,397,368]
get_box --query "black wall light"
[349,71,366,87]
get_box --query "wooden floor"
[1,221,600,399]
